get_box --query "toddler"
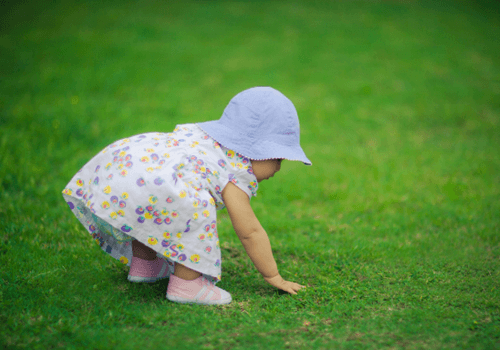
[62,86,311,305]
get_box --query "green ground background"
[1,0,499,349]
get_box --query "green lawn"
[1,0,499,349]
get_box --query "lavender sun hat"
[197,87,312,165]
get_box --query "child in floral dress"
[62,86,311,305]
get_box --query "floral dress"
[62,123,258,283]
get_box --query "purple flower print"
[107,174,113,180]
[151,153,159,162]
[146,205,154,212]
[135,206,145,215]
[67,201,74,210]
[247,168,254,175]
[218,159,226,168]
[121,225,132,233]
[110,196,119,204]
[95,165,100,172]
[164,217,172,225]
[154,177,164,186]
[154,218,162,225]
[123,146,130,151]
[228,174,235,181]
[196,159,204,166]
[119,200,126,208]
[204,224,210,232]
[125,161,133,168]
[137,216,145,223]
[112,149,121,156]
[202,200,208,207]
[136,178,145,187]
[162,240,170,248]
[89,224,96,232]
[93,177,99,185]
[113,156,119,163]
[184,219,191,233]
[166,197,174,203]
[190,155,197,161]
[76,189,84,197]
[125,154,132,161]
[215,259,221,267]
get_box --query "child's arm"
[222,182,305,295]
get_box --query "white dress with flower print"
[62,124,258,282]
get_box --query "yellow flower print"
[163,153,170,158]
[141,156,150,163]
[171,211,179,218]
[236,163,243,169]
[190,254,200,263]
[145,212,153,220]
[200,166,206,173]
[179,190,187,198]
[192,201,199,208]
[76,179,84,187]
[207,178,211,184]
[209,198,215,206]
[163,251,171,258]
[117,210,125,217]
[161,209,169,216]
[176,232,182,239]
[120,169,128,177]
[62,188,72,195]
[103,185,111,194]
[230,162,236,168]
[119,256,129,264]
[149,195,158,204]
[207,232,213,239]
[146,167,154,172]
[226,150,235,158]
[146,148,154,153]
[193,212,199,220]
[202,210,210,218]
[119,151,126,157]
[216,240,220,248]
[163,231,171,239]
[148,237,158,245]
[110,212,117,219]
[118,164,124,170]
[177,244,184,251]
[121,192,129,199]
[105,162,112,170]
[86,200,91,207]
[213,170,219,176]
[101,201,110,209]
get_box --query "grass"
[1,0,499,348]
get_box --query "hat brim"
[196,121,312,165]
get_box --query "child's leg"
[132,239,157,260]
[174,262,201,280]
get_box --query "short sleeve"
[217,145,259,200]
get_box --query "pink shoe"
[128,256,170,283]
[166,274,232,305]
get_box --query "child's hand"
[264,274,306,295]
